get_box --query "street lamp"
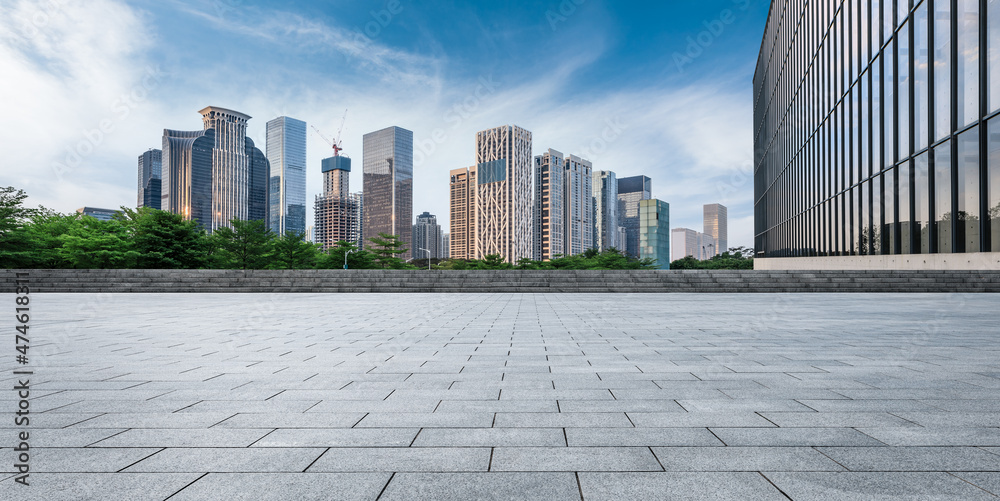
[419,248,431,271]
[344,249,357,269]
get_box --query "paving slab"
[764,472,999,500]
[167,473,391,501]
[379,472,580,501]
[578,472,789,500]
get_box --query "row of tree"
[0,186,750,270]
[669,247,755,270]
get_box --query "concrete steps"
[3,269,999,293]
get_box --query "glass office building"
[754,0,1000,263]
[363,126,413,259]
[617,175,652,258]
[138,149,162,210]
[638,199,671,269]
[266,117,307,237]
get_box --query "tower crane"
[310,109,349,157]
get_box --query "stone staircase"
[3,269,999,293]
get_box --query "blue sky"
[0,0,769,248]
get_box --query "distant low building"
[672,228,716,261]
[77,207,120,221]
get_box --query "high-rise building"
[564,154,593,256]
[449,166,477,260]
[671,228,716,261]
[162,128,214,227]
[199,106,269,230]
[754,0,1000,269]
[639,199,670,269]
[441,233,450,259]
[533,149,565,261]
[363,126,413,259]
[617,175,652,257]
[703,203,728,256]
[412,211,442,260]
[314,156,358,251]
[351,192,364,248]
[593,170,619,252]
[266,117,307,237]
[137,149,162,210]
[162,107,268,231]
[475,125,533,263]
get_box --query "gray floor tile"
[307,447,491,472]
[710,427,887,446]
[816,446,1000,471]
[412,428,565,447]
[251,428,420,447]
[169,473,391,500]
[565,427,723,447]
[123,447,325,472]
[652,446,846,472]
[0,473,200,501]
[490,446,661,472]
[90,428,272,448]
[579,472,788,500]
[765,472,998,500]
[952,472,1000,496]
[380,472,580,500]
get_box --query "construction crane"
[310,109,349,157]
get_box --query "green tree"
[210,219,273,269]
[269,231,321,269]
[57,216,139,268]
[117,207,209,269]
[0,186,37,237]
[318,241,377,269]
[367,233,413,269]
[0,209,76,268]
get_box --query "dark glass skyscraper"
[754,0,1000,266]
[138,149,162,210]
[162,107,268,231]
[617,175,652,258]
[266,117,307,236]
[363,126,413,258]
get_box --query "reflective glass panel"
[915,152,931,254]
[990,116,1000,251]
[900,162,914,254]
[934,142,953,253]
[957,126,980,252]
[990,0,1000,112]
[933,0,951,141]
[914,4,929,151]
[957,0,979,127]
[899,21,912,158]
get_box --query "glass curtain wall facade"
[754,0,1000,259]
[363,126,414,259]
[138,149,162,210]
[266,117,307,237]
[475,125,533,264]
[617,176,652,258]
[638,199,671,269]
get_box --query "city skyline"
[0,1,767,249]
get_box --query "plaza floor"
[2,293,1000,500]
